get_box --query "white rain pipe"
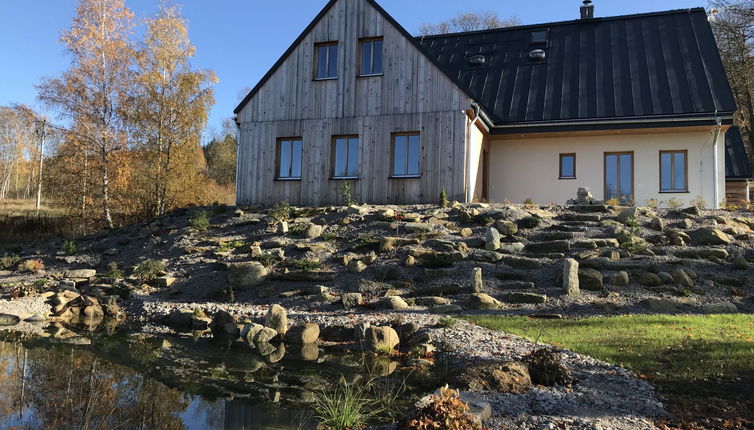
[712,114,722,209]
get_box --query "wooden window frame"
[559,153,576,179]
[358,37,384,77]
[390,132,421,179]
[314,41,338,81]
[603,151,634,203]
[275,137,303,181]
[659,150,689,193]
[331,135,360,180]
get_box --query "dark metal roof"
[726,126,753,179]
[417,8,737,129]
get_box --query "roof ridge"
[415,7,707,39]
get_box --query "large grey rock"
[254,327,279,344]
[645,298,682,313]
[610,271,630,286]
[227,262,267,289]
[0,314,20,326]
[690,228,733,246]
[505,292,547,304]
[365,326,400,352]
[471,267,483,293]
[403,222,437,233]
[341,292,363,308]
[578,268,604,291]
[702,302,738,314]
[639,273,663,287]
[429,304,463,314]
[495,220,518,236]
[485,227,501,251]
[499,243,525,254]
[285,323,320,344]
[577,187,594,204]
[241,323,265,344]
[303,224,323,239]
[210,311,240,343]
[563,258,579,296]
[672,269,694,287]
[65,269,96,279]
[675,248,729,260]
[264,304,288,336]
[467,293,503,310]
[380,296,409,310]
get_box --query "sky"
[0,0,707,141]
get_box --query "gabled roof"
[417,8,737,131]
[726,126,753,179]
[233,0,475,116]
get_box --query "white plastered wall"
[467,122,485,202]
[487,127,727,207]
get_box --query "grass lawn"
[464,314,754,428]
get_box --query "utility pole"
[34,119,46,213]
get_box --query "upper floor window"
[392,132,420,177]
[360,37,383,76]
[315,42,338,80]
[559,153,576,179]
[277,138,302,180]
[660,150,687,192]
[332,136,359,179]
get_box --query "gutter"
[490,113,735,131]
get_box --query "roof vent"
[528,49,547,61]
[580,0,594,19]
[468,54,487,66]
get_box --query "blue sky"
[0,0,706,140]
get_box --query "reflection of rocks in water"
[293,344,319,361]
[366,356,399,377]
[256,341,276,356]
[223,399,315,430]
[265,343,286,363]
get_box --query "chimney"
[580,0,594,19]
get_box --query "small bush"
[33,278,49,288]
[321,232,339,242]
[437,317,459,328]
[523,198,534,205]
[518,216,541,229]
[690,196,707,210]
[526,348,572,387]
[604,198,621,206]
[645,199,659,209]
[290,259,322,271]
[134,259,166,283]
[405,385,482,430]
[314,380,373,430]
[252,253,281,267]
[19,259,44,273]
[62,240,78,256]
[217,240,244,253]
[342,182,356,207]
[270,201,291,222]
[665,198,684,209]
[439,188,449,208]
[288,223,307,236]
[105,262,123,280]
[0,253,21,270]
[189,210,210,232]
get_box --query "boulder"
[467,293,503,310]
[610,271,630,286]
[347,260,367,273]
[285,323,320,344]
[452,361,532,393]
[577,187,594,204]
[702,302,738,314]
[658,271,674,284]
[674,248,729,260]
[672,269,694,288]
[506,292,547,304]
[341,292,363,309]
[303,224,323,239]
[380,237,420,252]
[0,314,20,326]
[241,323,265,344]
[155,276,175,288]
[65,269,97,279]
[210,311,240,342]
[639,273,662,287]
[227,262,267,289]
[562,258,579,296]
[499,243,525,254]
[254,327,279,344]
[403,222,437,233]
[264,304,288,336]
[365,326,400,352]
[495,220,518,236]
[649,217,665,231]
[690,228,732,246]
[471,268,484,293]
[484,227,501,251]
[415,296,450,306]
[578,268,604,291]
[429,304,463,314]
[380,296,409,310]
[499,281,535,290]
[617,207,655,225]
[645,298,682,313]
[732,256,751,270]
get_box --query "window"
[392,133,420,177]
[530,30,549,45]
[660,150,688,192]
[277,138,302,180]
[360,37,383,76]
[315,42,338,80]
[332,136,359,179]
[559,153,576,179]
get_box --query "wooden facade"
[236,0,471,206]
[726,180,750,207]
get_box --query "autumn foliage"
[403,386,489,430]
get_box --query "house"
[234,0,747,208]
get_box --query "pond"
[0,326,432,429]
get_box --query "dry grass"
[0,199,64,217]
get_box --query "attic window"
[530,30,548,45]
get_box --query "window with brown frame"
[659,150,688,192]
[391,132,420,178]
[359,37,383,76]
[276,138,303,180]
[331,136,359,179]
[559,153,576,179]
[314,42,338,80]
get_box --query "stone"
[341,292,363,309]
[0,314,21,326]
[155,276,175,288]
[227,262,267,289]
[649,217,665,231]
[380,296,409,310]
[65,269,96,279]
[285,323,320,344]
[357,279,391,295]
[415,296,450,306]
[675,248,729,260]
[690,228,732,246]
[484,227,501,251]
[495,220,518,236]
[423,267,457,280]
[672,269,694,288]
[467,293,503,310]
[645,298,682,313]
[347,205,368,215]
[617,207,655,225]
[563,258,579,296]
[210,311,240,343]
[303,224,323,239]
[254,327,279,344]
[499,243,525,254]
[429,304,463,314]
[470,250,503,263]
[702,302,738,314]
[264,304,288,336]
[404,255,416,267]
[364,326,400,352]
[452,361,532,393]
[577,187,594,204]
[241,323,265,344]
[403,222,437,233]
[639,273,663,287]
[278,221,289,234]
[506,292,547,304]
[658,271,674,284]
[610,271,630,286]
[732,256,751,270]
[459,227,474,237]
[471,267,484,293]
[578,268,603,291]
[525,240,570,254]
[347,260,367,273]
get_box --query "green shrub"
[252,253,281,267]
[189,210,210,232]
[523,198,534,205]
[321,232,339,242]
[342,182,356,207]
[288,223,307,236]
[665,198,684,209]
[269,201,291,222]
[33,279,49,288]
[645,199,659,209]
[439,187,449,208]
[314,380,373,430]
[62,240,78,256]
[518,216,541,229]
[134,259,166,283]
[290,259,322,271]
[0,253,21,270]
[690,196,707,210]
[217,240,244,253]
[604,198,621,207]
[437,317,459,328]
[105,262,123,280]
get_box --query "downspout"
[712,112,722,209]
[466,102,481,204]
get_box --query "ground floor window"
[660,150,687,192]
[604,152,634,203]
[332,136,359,179]
[277,138,302,180]
[559,153,576,179]
[392,132,420,177]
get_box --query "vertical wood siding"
[237,0,469,206]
